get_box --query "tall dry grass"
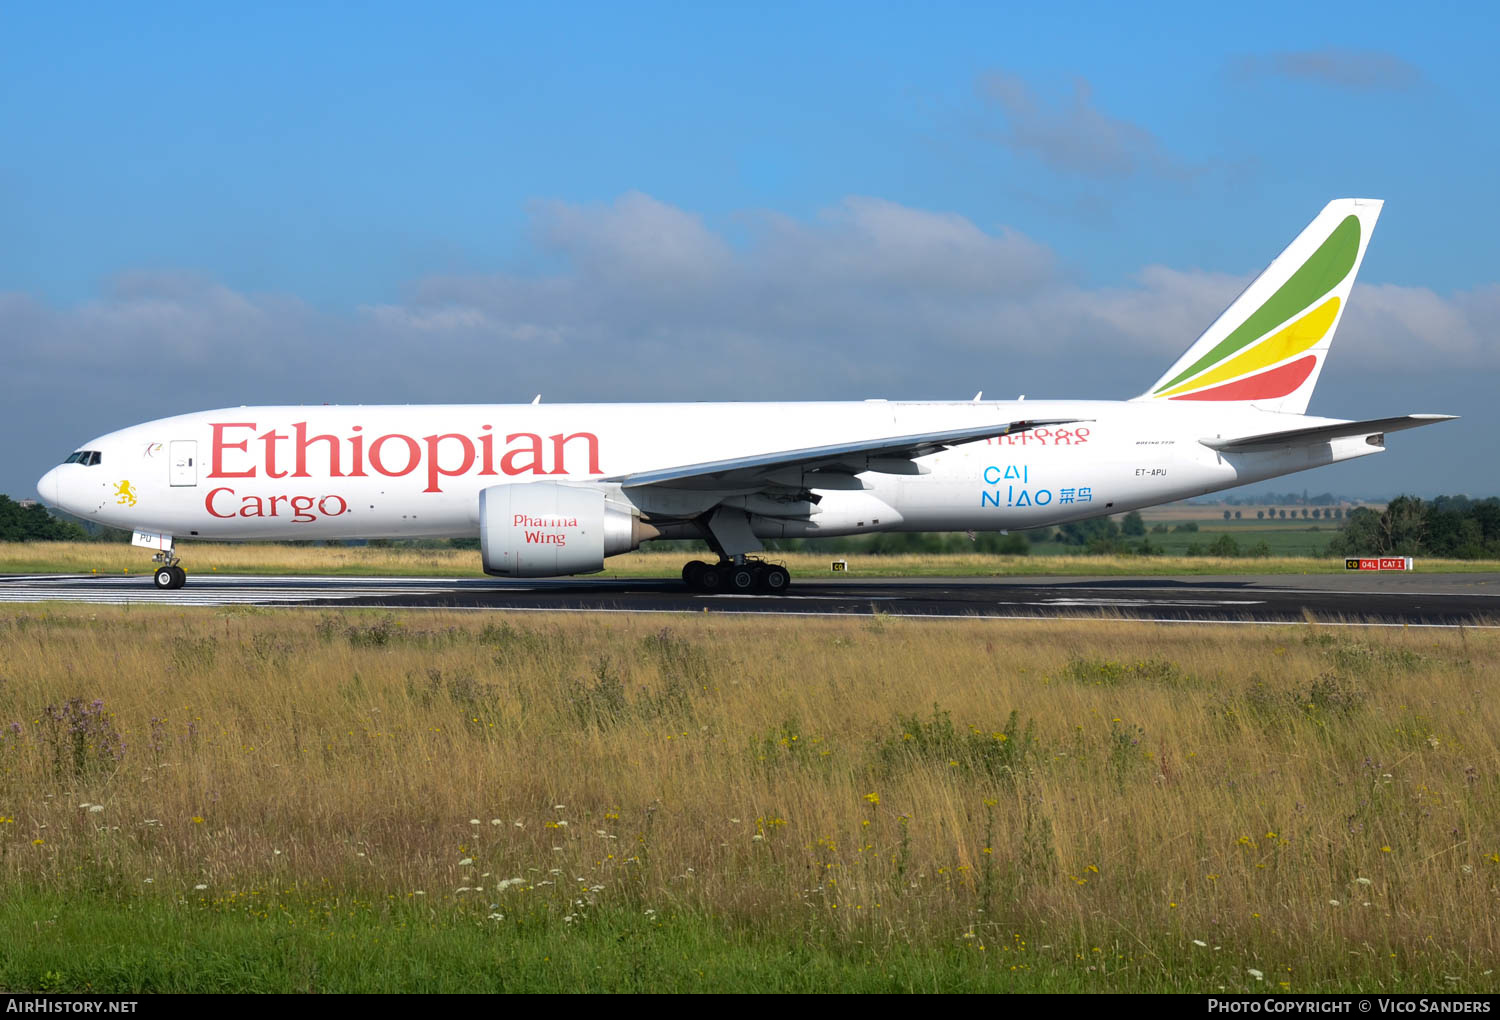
[0,607,1496,979]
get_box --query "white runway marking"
[0,574,480,607]
[1032,598,1265,608]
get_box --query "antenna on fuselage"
[531,394,541,404]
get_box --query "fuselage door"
[170,441,198,486]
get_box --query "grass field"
[1,606,1497,992]
[3,540,1497,578]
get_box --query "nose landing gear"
[682,557,790,595]
[150,551,186,590]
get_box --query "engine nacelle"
[479,482,652,577]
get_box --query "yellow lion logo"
[114,480,138,507]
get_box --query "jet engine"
[479,482,655,577]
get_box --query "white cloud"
[977,71,1192,181]
[1234,49,1424,92]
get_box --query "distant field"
[1,607,1495,992]
[3,540,1497,578]
[1136,503,1375,523]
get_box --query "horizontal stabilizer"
[1199,414,1457,452]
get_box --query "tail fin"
[1135,198,1382,414]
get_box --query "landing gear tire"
[729,565,758,593]
[154,565,186,590]
[759,564,791,594]
[684,558,790,595]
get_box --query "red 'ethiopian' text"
[209,422,602,493]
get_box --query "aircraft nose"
[37,467,61,508]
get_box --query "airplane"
[36,198,1455,594]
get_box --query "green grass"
[1,889,1483,994]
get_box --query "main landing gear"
[682,557,791,595]
[151,552,187,590]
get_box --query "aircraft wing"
[1200,414,1457,452]
[601,419,1085,490]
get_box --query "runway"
[2,571,1499,626]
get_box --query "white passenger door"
[169,440,198,486]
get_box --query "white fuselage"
[38,400,1382,546]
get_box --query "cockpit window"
[85,451,101,466]
[62,451,102,466]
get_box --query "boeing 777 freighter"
[36,199,1454,593]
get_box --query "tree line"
[0,495,87,542]
[1327,495,1500,559]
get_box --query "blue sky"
[3,1,1498,498]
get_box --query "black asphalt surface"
[3,571,1498,625]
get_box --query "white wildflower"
[459,857,474,866]
[491,819,502,826]
[143,878,153,884]
[456,886,473,893]
[1355,877,1372,886]
[488,913,504,921]
[514,821,524,828]
[1329,899,1341,906]
[1193,940,1208,947]
[194,884,208,890]
[88,805,104,814]
[1248,968,1264,981]
[470,819,480,825]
